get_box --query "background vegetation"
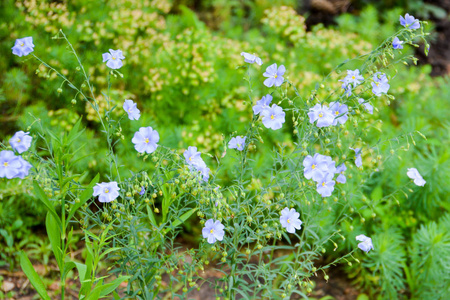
[1,0,449,299]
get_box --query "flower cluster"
[303,153,339,197]
[0,131,33,179]
[339,69,364,96]
[184,146,210,182]
[308,102,348,128]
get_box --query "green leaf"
[66,116,85,146]
[46,212,63,270]
[86,276,131,300]
[147,205,157,227]
[20,252,51,300]
[162,208,197,235]
[33,180,61,228]
[67,174,100,225]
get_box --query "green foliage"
[0,1,448,299]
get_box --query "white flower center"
[375,82,380,86]
[319,113,323,118]
[145,138,149,144]
[20,43,24,47]
[237,143,241,148]
[274,74,278,79]
[210,229,214,234]
[128,108,132,112]
[335,111,339,116]
[3,162,8,167]
[312,164,316,170]
[189,157,192,161]
[104,188,109,194]
[352,76,355,79]
[287,218,291,224]
[112,56,116,60]
[270,115,275,120]
[17,138,21,143]
[322,182,325,187]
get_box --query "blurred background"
[1,0,449,299]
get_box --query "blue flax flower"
[400,14,420,30]
[358,98,373,114]
[12,37,34,57]
[335,163,347,184]
[139,187,145,195]
[261,104,285,130]
[9,131,32,154]
[253,94,272,115]
[202,219,225,244]
[303,153,328,181]
[343,69,364,88]
[123,99,141,120]
[308,104,334,128]
[15,156,32,179]
[392,37,404,50]
[356,234,374,253]
[371,73,390,96]
[316,173,335,197]
[329,102,348,125]
[0,151,22,179]
[228,136,247,151]
[263,63,285,87]
[132,127,159,154]
[280,208,303,233]
[192,158,210,182]
[241,52,262,65]
[93,182,120,203]
[350,147,362,167]
[184,146,202,165]
[102,49,125,69]
[407,168,426,186]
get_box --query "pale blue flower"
[184,146,202,165]
[102,49,125,69]
[356,234,374,253]
[371,73,390,96]
[139,187,145,195]
[280,207,303,233]
[241,52,263,65]
[358,98,373,114]
[123,99,141,120]
[93,182,120,203]
[335,163,347,184]
[261,104,285,130]
[308,104,334,128]
[316,172,335,197]
[400,13,420,30]
[253,94,272,115]
[132,127,159,154]
[350,147,362,167]
[0,151,22,179]
[329,102,348,125]
[407,168,426,186]
[15,156,32,179]
[263,63,285,87]
[343,69,364,88]
[192,158,210,182]
[392,37,404,50]
[303,153,328,181]
[9,131,32,154]
[228,136,247,151]
[202,219,225,244]
[12,37,34,57]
